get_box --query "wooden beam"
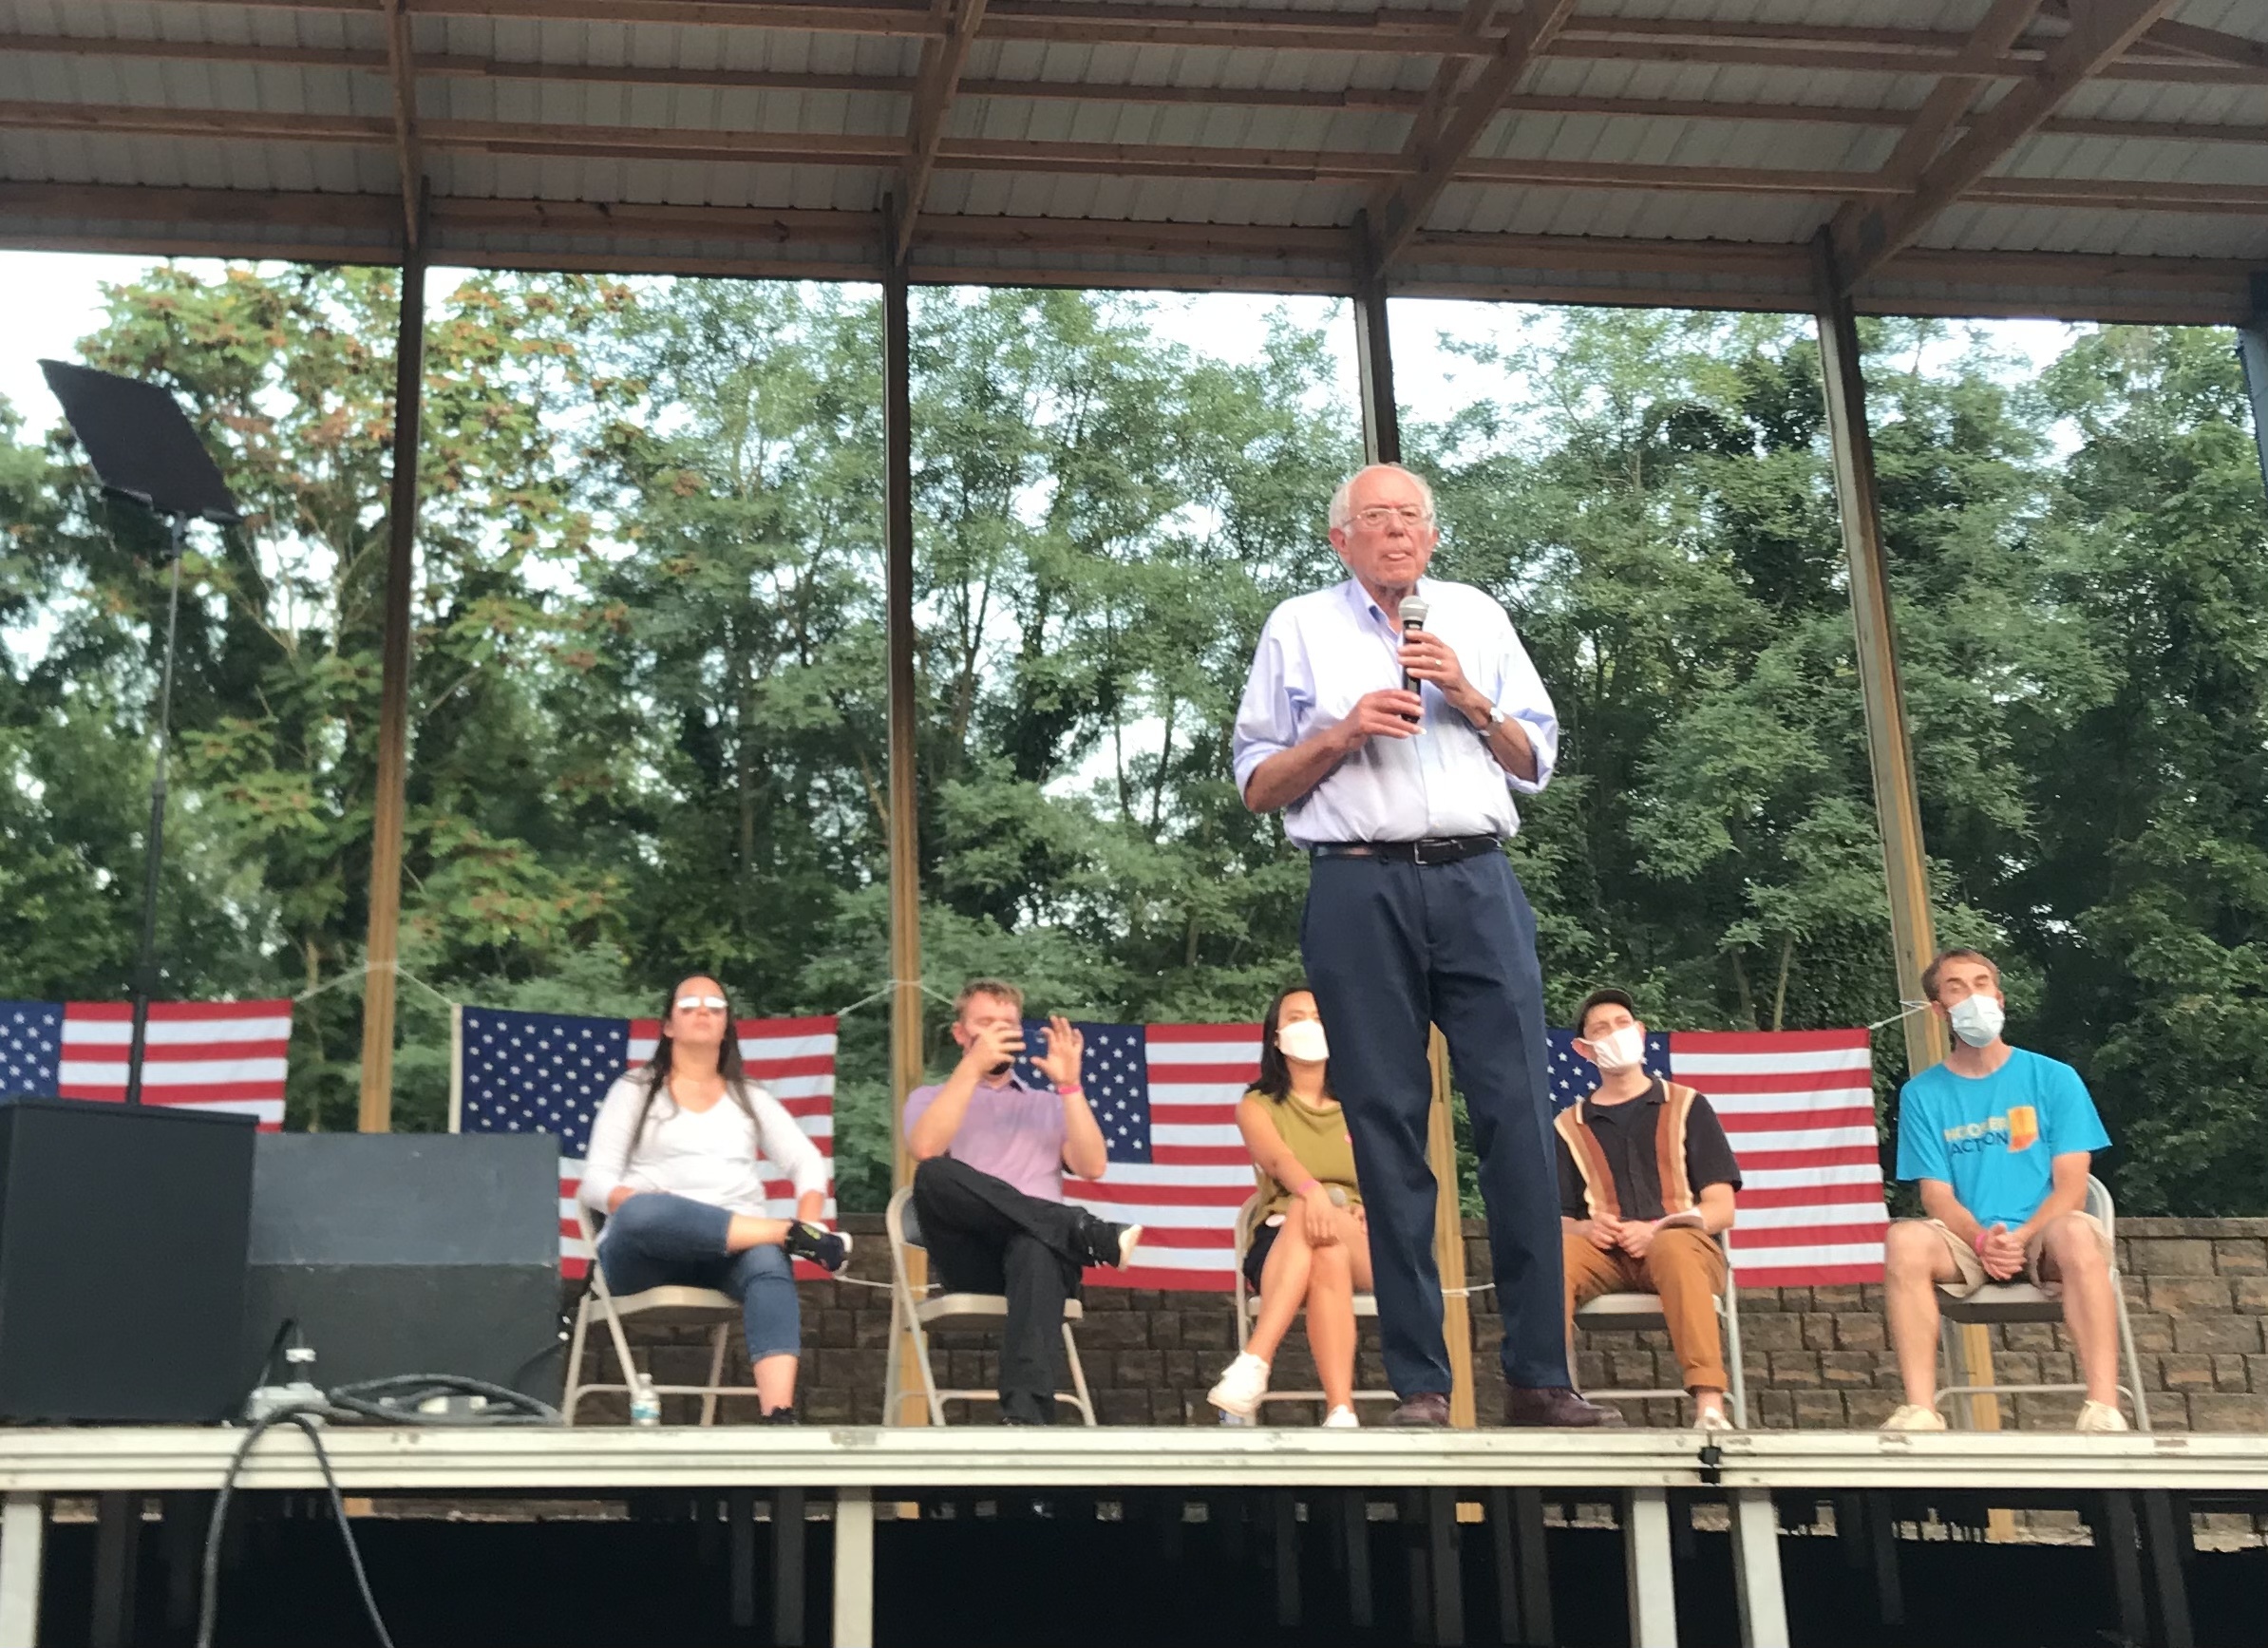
[1370,0,1578,262]
[1351,210,1399,465]
[118,0,2268,83]
[356,191,426,1135]
[1834,0,2183,288]
[1811,227,1948,1086]
[380,0,422,251]
[880,197,930,1425]
[896,0,989,258]
[18,31,2268,139]
[2142,16,2268,74]
[40,92,2241,201]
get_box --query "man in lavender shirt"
[904,978,1143,1424]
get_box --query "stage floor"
[0,1422,2262,1494]
[4,1426,2261,1648]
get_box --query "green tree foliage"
[2,265,2261,1213]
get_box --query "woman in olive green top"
[1207,984,1372,1426]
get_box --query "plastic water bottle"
[630,1374,661,1429]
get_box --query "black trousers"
[1301,848,1572,1396]
[912,1155,1087,1425]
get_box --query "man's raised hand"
[1036,1013,1086,1089]
[959,1020,1024,1074]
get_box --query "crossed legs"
[1246,1213,1375,1411]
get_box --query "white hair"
[1328,463,1438,531]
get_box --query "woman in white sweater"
[580,974,846,1423]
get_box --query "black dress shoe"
[1387,1392,1452,1428]
[758,1406,799,1425]
[1504,1386,1628,1428]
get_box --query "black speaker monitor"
[241,1133,564,1405]
[0,1098,256,1422]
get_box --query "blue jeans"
[596,1192,801,1362]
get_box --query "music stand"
[40,361,242,1106]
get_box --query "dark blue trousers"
[1301,850,1571,1396]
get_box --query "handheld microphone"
[1398,595,1430,700]
[1388,598,1424,729]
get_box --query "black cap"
[1573,988,1638,1039]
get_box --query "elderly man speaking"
[1232,463,1618,1429]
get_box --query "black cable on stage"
[196,1374,561,1645]
[197,1408,396,1648]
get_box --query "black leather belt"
[1309,835,1502,866]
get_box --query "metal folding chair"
[1935,1173,2151,1430]
[560,1203,756,1426]
[1228,1190,1397,1419]
[1571,1228,1748,1427]
[880,1184,1097,1426]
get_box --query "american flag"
[1548,1027,1886,1285]
[1013,1021,1260,1293]
[452,1006,838,1279]
[0,998,292,1127]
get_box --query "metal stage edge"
[0,1426,2260,1648]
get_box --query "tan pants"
[1563,1225,1729,1392]
[1905,1211,2112,1298]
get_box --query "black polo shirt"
[1555,1078,1742,1222]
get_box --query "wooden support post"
[2239,272,2268,504]
[1427,1487,1465,1647]
[728,1487,756,1629]
[88,1494,138,1648]
[1430,1029,1478,1427]
[0,1492,43,1648]
[881,203,932,1425]
[1728,1489,1789,1648]
[1809,229,1948,1081]
[1273,1491,1301,1628]
[1816,228,2006,1510]
[1352,211,1401,466]
[1623,1487,1678,1648]
[773,1487,807,1648]
[356,197,427,1133]
[1342,1491,1374,1630]
[832,1487,875,1648]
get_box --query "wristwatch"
[1476,700,1508,734]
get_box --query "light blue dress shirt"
[1232,577,1559,847]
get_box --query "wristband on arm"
[1971,1227,1993,1257]
[1294,1177,1321,1197]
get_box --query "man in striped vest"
[1557,989,1744,1430]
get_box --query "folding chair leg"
[912,1316,947,1427]
[1063,1322,1098,1427]
[595,1273,645,1414]
[700,1324,729,1427]
[562,1298,593,1428]
[1937,1320,1968,1429]
[2115,1278,2152,1431]
[882,1295,904,1428]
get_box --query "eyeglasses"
[1351,504,1432,529]
[675,995,727,1012]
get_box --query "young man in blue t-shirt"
[1881,948,2126,1432]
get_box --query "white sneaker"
[2076,1400,2129,1433]
[1207,1352,1271,1419]
[1322,1405,1359,1429]
[1695,1406,1735,1432]
[1881,1403,1947,1431]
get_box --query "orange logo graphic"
[2006,1105,2039,1153]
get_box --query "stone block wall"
[615,1213,2268,1432]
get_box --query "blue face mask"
[1948,993,2005,1049]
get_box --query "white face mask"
[1585,1025,1647,1072]
[1276,1018,1330,1064]
[1947,993,2005,1049]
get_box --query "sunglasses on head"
[675,994,728,1012]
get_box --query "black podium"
[0,1097,256,1421]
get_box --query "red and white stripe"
[1669,1029,1886,1286]
[59,1000,291,1129]
[1068,1024,1260,1293]
[558,1015,838,1279]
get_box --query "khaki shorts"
[1912,1211,2111,1299]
